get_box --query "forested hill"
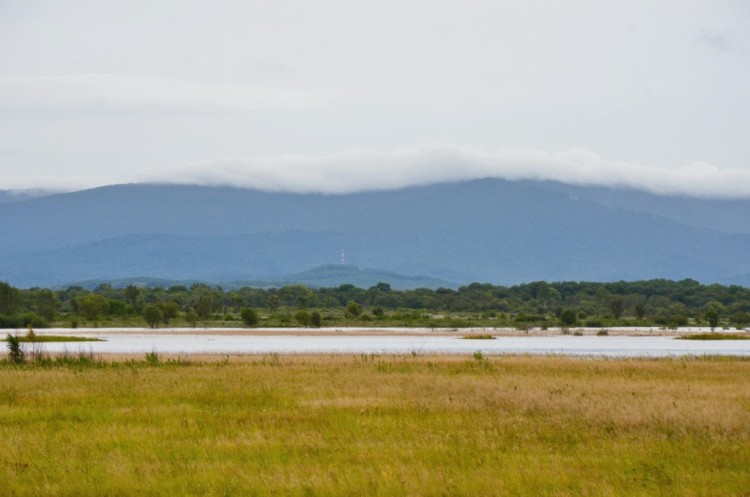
[1,179,750,288]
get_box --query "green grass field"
[1,354,749,496]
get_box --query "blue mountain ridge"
[1,179,749,288]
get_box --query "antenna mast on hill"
[340,248,346,265]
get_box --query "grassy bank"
[2,335,103,342]
[678,332,750,340]
[1,355,749,496]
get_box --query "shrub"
[6,334,24,364]
[584,318,603,328]
[145,351,160,365]
[560,310,577,327]
[240,307,260,327]
[310,311,322,328]
[294,310,311,327]
[185,311,198,327]
[346,301,362,318]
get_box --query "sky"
[1,0,749,196]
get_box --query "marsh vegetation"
[1,354,748,495]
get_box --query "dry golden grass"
[1,354,749,496]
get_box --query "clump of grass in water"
[462,334,495,340]
[677,333,750,340]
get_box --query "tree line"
[1,278,749,329]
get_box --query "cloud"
[696,30,748,56]
[0,74,331,114]
[136,144,750,198]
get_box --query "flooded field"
[25,327,750,357]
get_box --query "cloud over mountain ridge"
[137,144,750,198]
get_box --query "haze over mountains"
[1,179,750,289]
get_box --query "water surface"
[28,330,750,357]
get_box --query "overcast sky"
[1,1,749,196]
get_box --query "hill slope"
[1,180,749,287]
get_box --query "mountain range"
[1,179,749,288]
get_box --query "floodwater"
[25,328,750,357]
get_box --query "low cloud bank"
[138,144,750,198]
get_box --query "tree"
[294,310,311,327]
[310,311,322,327]
[346,301,362,318]
[0,282,20,315]
[76,293,109,323]
[536,283,561,312]
[240,307,259,327]
[634,301,647,320]
[35,289,58,323]
[267,294,281,313]
[6,334,24,364]
[730,312,750,328]
[185,310,198,328]
[559,309,577,327]
[705,301,723,331]
[160,302,179,325]
[195,294,215,322]
[705,310,719,331]
[124,285,141,309]
[143,305,163,329]
[610,298,625,320]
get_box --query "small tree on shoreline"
[6,334,24,364]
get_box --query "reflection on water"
[28,332,750,357]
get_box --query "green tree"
[310,311,322,327]
[124,285,141,309]
[34,289,58,323]
[0,282,20,315]
[185,310,198,328]
[143,305,163,329]
[346,301,362,318]
[559,309,577,327]
[704,301,724,331]
[6,333,24,364]
[705,309,719,331]
[240,307,260,327]
[267,294,281,313]
[76,293,109,323]
[195,295,214,322]
[159,302,179,325]
[633,300,647,320]
[730,312,750,328]
[610,298,625,320]
[294,310,311,327]
[536,283,561,312]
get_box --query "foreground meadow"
[1,354,749,496]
